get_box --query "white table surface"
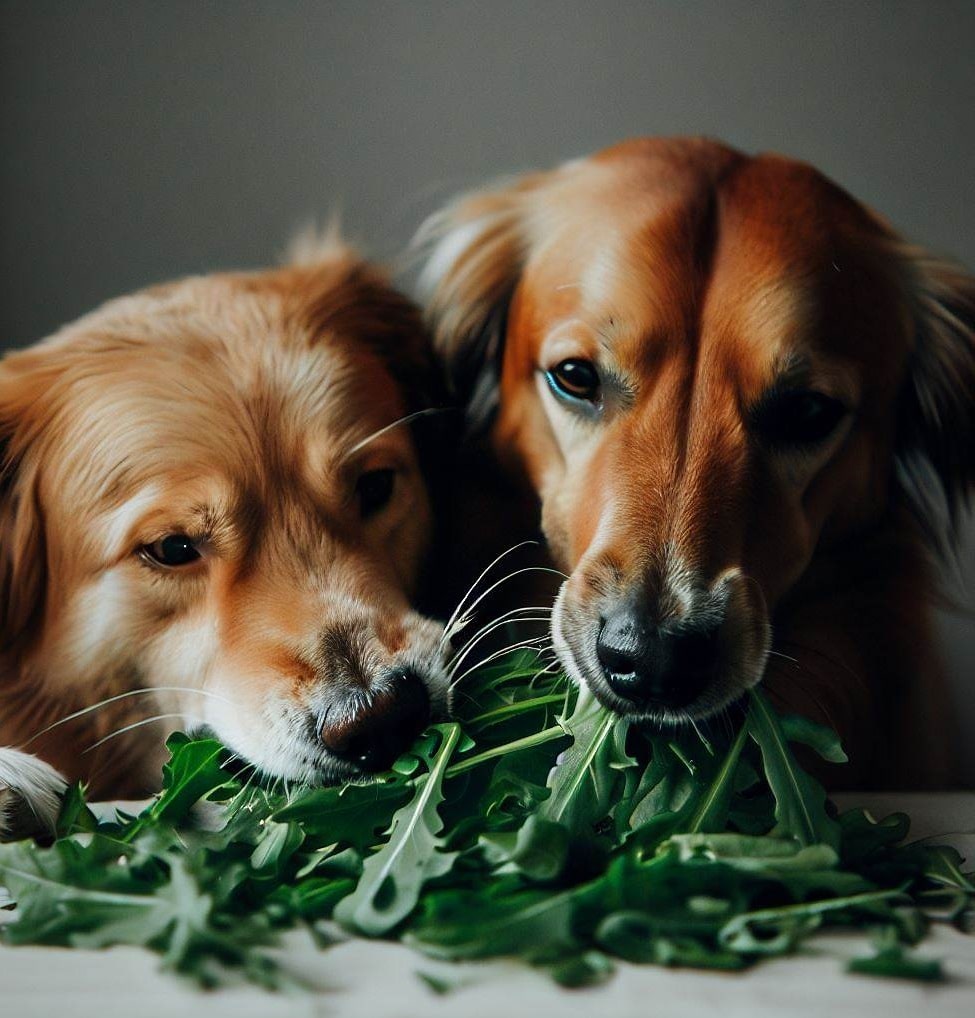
[2,793,974,1018]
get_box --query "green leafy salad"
[0,651,971,990]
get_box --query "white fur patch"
[417,216,493,300]
[580,243,624,309]
[0,748,68,840]
[59,572,134,678]
[101,483,162,559]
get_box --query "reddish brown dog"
[420,137,975,788]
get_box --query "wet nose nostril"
[596,604,720,710]
[675,628,721,681]
[319,668,431,773]
[385,668,431,744]
[595,642,640,678]
[319,727,377,770]
[596,609,664,703]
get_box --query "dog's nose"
[596,605,719,709]
[320,668,430,772]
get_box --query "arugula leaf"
[596,911,746,970]
[664,833,839,872]
[719,887,908,955]
[848,927,944,982]
[838,808,911,864]
[747,690,841,850]
[333,724,462,935]
[273,778,410,851]
[848,947,943,982]
[0,655,969,991]
[249,821,304,874]
[537,687,636,838]
[143,735,233,828]
[916,844,975,893]
[479,814,569,880]
[780,715,848,764]
[548,950,615,987]
[623,748,693,836]
[407,880,597,960]
[55,783,98,838]
[684,721,750,834]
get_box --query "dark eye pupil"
[754,390,846,446]
[357,469,395,517]
[550,359,600,401]
[148,534,200,567]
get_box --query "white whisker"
[83,713,188,753]
[447,614,553,679]
[450,636,553,688]
[452,604,554,649]
[21,686,235,749]
[441,566,566,651]
[235,765,261,806]
[342,408,449,461]
[768,650,799,665]
[438,540,541,649]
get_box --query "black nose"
[596,605,720,709]
[320,668,430,772]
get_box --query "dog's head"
[0,241,447,787]
[420,137,975,723]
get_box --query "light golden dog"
[420,136,975,789]
[0,239,447,835]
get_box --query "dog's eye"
[546,359,601,404]
[140,534,201,568]
[753,389,848,447]
[357,468,395,518]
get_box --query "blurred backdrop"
[1,1,973,780]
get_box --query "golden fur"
[420,137,975,789]
[0,241,447,810]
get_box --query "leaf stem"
[467,694,568,727]
[723,886,908,932]
[0,867,159,907]
[685,721,751,835]
[446,725,567,777]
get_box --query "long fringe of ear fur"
[284,215,350,268]
[895,246,975,547]
[0,379,47,651]
[414,174,546,430]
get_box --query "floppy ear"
[415,173,545,430]
[896,248,975,539]
[0,356,50,653]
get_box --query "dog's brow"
[770,351,813,389]
[579,324,638,406]
[595,333,615,356]
[102,484,163,554]
[602,367,638,409]
[190,503,224,533]
[764,352,860,408]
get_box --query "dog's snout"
[596,605,719,710]
[319,668,430,772]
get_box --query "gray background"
[1,1,973,781]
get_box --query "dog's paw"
[0,749,68,842]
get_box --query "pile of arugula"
[0,651,971,990]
